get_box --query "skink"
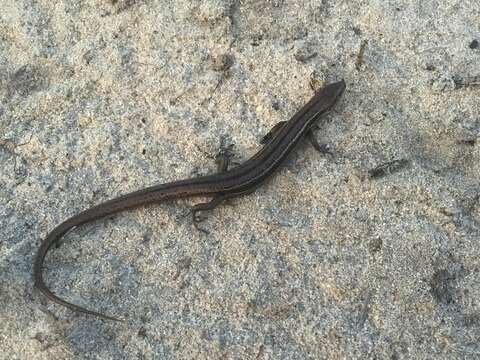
[34,80,346,321]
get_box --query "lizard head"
[319,79,346,111]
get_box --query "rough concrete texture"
[1,1,479,359]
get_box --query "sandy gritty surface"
[1,1,479,359]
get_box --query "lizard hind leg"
[191,194,227,234]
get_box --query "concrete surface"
[1,1,479,359]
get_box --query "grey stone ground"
[1,1,479,359]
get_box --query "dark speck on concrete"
[137,327,147,338]
[369,159,409,179]
[430,269,454,304]
[7,64,46,98]
[294,46,317,63]
[272,100,280,111]
[368,237,383,254]
[211,53,234,72]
